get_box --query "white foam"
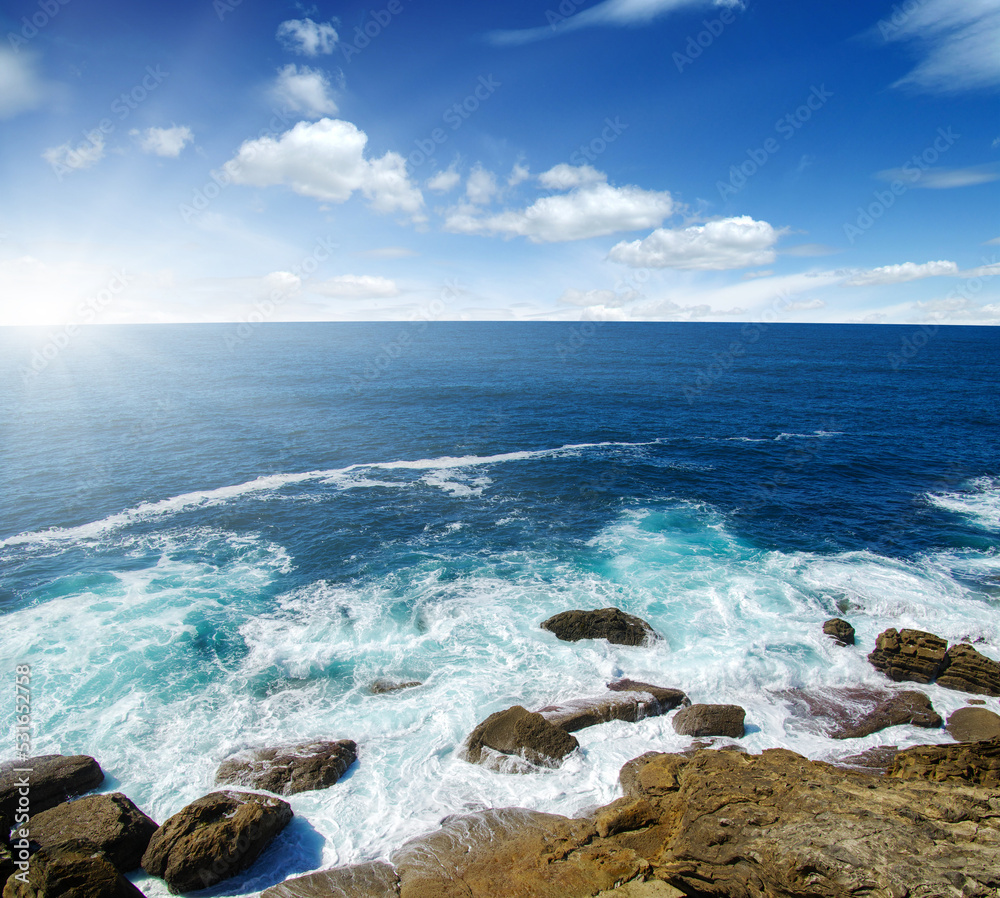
[926,476,1000,531]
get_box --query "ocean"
[1,321,998,895]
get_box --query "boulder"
[0,755,104,818]
[538,683,688,733]
[540,608,656,646]
[830,690,941,739]
[868,628,948,683]
[946,707,1000,742]
[370,680,421,695]
[215,740,357,796]
[28,792,158,872]
[141,790,292,893]
[464,706,578,769]
[261,862,400,897]
[888,737,1000,787]
[671,704,745,738]
[937,643,1000,696]
[822,618,855,645]
[1,839,146,898]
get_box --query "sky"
[0,0,998,326]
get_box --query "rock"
[671,704,745,738]
[538,683,688,733]
[831,745,900,775]
[28,792,158,872]
[390,807,648,898]
[0,756,104,818]
[1,839,146,898]
[141,790,292,893]
[831,690,941,739]
[593,798,658,838]
[822,618,855,645]
[889,737,1000,787]
[464,706,578,769]
[868,628,947,684]
[215,739,357,796]
[540,608,657,646]
[946,707,1000,742]
[937,642,1000,696]
[369,680,421,695]
[595,885,685,898]
[0,843,14,890]
[261,862,400,897]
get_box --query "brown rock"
[868,628,947,683]
[594,798,658,838]
[464,706,578,769]
[889,737,1000,787]
[607,680,690,709]
[937,642,1000,696]
[831,745,900,774]
[28,792,158,872]
[1,839,146,898]
[0,756,104,818]
[141,790,292,893]
[538,683,687,733]
[831,690,941,739]
[540,608,657,646]
[946,707,1000,742]
[822,618,855,645]
[261,862,400,897]
[215,740,357,796]
[370,680,421,695]
[671,704,745,738]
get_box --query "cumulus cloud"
[131,125,193,157]
[308,274,400,298]
[42,133,105,174]
[844,260,959,286]
[445,179,674,243]
[277,18,339,56]
[226,118,424,219]
[537,163,606,191]
[0,49,45,119]
[466,166,498,205]
[882,0,1000,94]
[608,216,782,270]
[270,65,338,118]
[507,163,530,186]
[488,0,742,45]
[427,167,461,192]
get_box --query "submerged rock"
[946,707,1000,742]
[141,790,292,893]
[607,679,690,709]
[464,706,579,769]
[369,680,421,695]
[831,690,941,739]
[671,704,745,738]
[1,839,147,898]
[538,683,688,733]
[540,608,657,646]
[868,628,947,683]
[822,618,855,645]
[937,642,1000,696]
[0,755,104,818]
[261,862,400,897]
[215,739,357,796]
[28,792,158,872]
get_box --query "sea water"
[1,322,997,895]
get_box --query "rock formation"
[2,839,146,898]
[937,643,1000,696]
[370,680,421,695]
[889,736,1000,787]
[540,608,657,646]
[830,689,941,739]
[538,683,688,732]
[215,739,357,796]
[0,755,104,818]
[822,618,855,645]
[464,706,578,769]
[946,706,1000,742]
[868,628,947,683]
[671,704,745,738]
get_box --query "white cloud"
[466,166,498,205]
[308,275,400,298]
[537,163,606,191]
[227,118,424,219]
[488,0,741,45]
[445,180,674,243]
[0,49,45,119]
[507,163,530,187]
[558,287,639,307]
[131,125,193,157]
[882,0,1000,94]
[608,216,782,270]
[427,168,461,192]
[985,237,1000,246]
[270,65,338,118]
[960,261,1000,278]
[844,260,959,286]
[877,164,1000,189]
[277,18,339,56]
[42,133,105,174]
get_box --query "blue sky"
[0,0,998,325]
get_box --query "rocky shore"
[2,612,1000,897]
